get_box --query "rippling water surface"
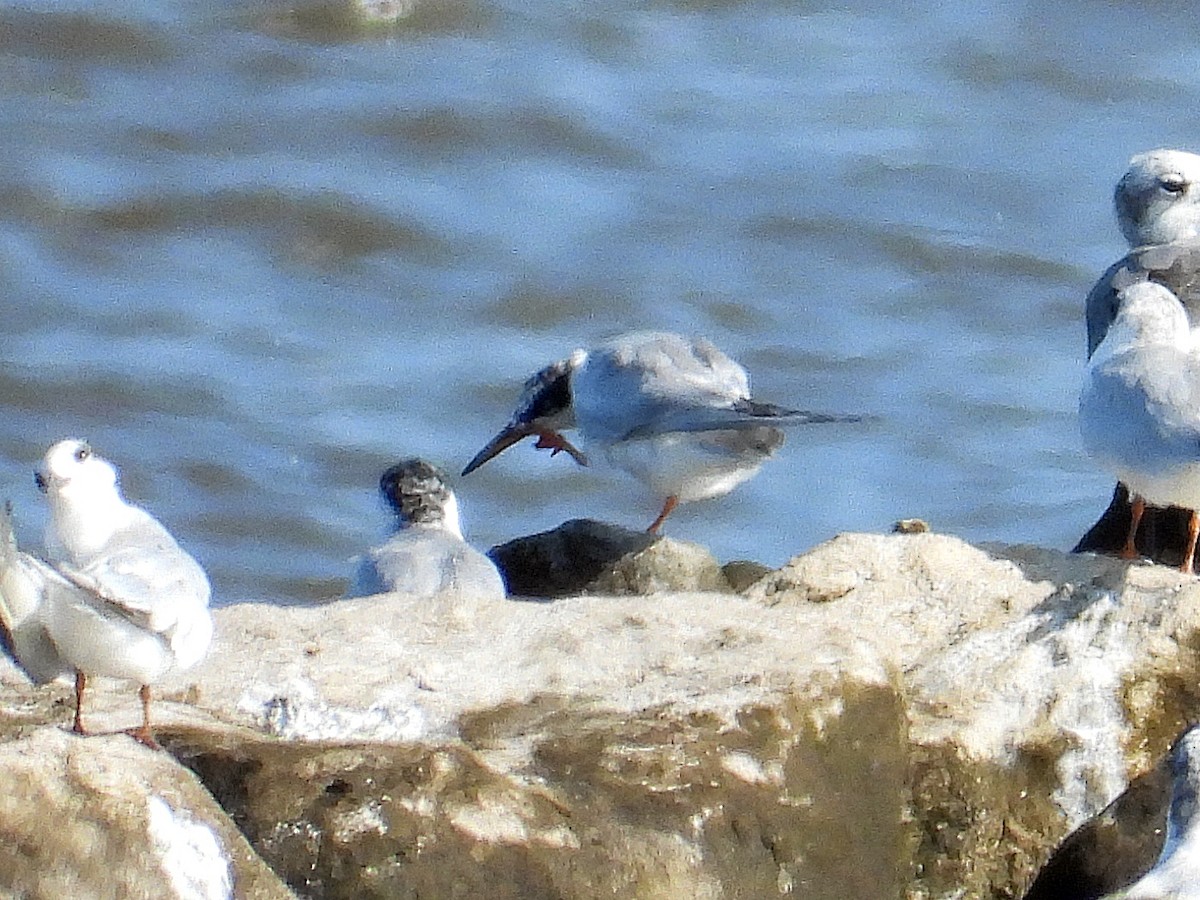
[2,0,1199,602]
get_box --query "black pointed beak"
[34,472,48,494]
[461,423,537,476]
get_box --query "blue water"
[3,0,1199,602]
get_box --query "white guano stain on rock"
[448,797,530,845]
[236,678,425,742]
[721,751,781,786]
[147,795,233,900]
[1044,592,1133,827]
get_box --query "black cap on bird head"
[461,353,582,476]
[380,458,453,526]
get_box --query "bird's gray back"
[1087,240,1200,356]
[352,529,504,601]
[576,333,751,442]
[1086,343,1200,467]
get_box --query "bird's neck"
[440,494,463,539]
[398,494,463,540]
[46,486,133,562]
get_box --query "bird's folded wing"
[1086,240,1200,358]
[621,401,863,439]
[55,543,210,636]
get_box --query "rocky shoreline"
[1,524,1197,898]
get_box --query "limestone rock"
[3,531,1200,897]
[0,718,294,899]
[488,517,731,597]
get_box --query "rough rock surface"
[3,530,1200,898]
[0,713,293,899]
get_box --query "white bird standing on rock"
[1108,726,1200,900]
[347,458,506,601]
[0,439,213,748]
[1080,282,1200,574]
[462,330,862,532]
[1078,149,1200,563]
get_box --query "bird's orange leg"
[72,671,89,735]
[1119,494,1146,560]
[126,684,161,750]
[646,496,679,534]
[1183,511,1200,576]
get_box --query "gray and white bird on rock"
[463,330,862,532]
[1077,149,1200,563]
[347,458,505,601]
[0,439,213,748]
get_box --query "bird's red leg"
[72,671,88,735]
[533,432,588,466]
[533,432,566,453]
[646,496,679,534]
[1183,511,1200,575]
[126,684,161,750]
[1119,494,1145,560]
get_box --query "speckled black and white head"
[511,354,579,433]
[380,458,461,536]
[461,350,587,476]
[1115,149,1200,248]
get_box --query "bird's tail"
[0,502,68,684]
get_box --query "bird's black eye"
[74,445,90,462]
[1160,174,1187,195]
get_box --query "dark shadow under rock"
[1022,753,1170,900]
[489,518,731,598]
[1075,482,1194,570]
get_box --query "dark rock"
[1023,759,1170,900]
[488,518,731,597]
[721,559,773,592]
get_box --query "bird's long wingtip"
[793,411,873,426]
[0,501,15,565]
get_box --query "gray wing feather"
[622,401,863,439]
[1087,241,1200,357]
[349,529,504,601]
